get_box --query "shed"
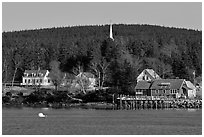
[185,81,196,98]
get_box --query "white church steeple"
[109,21,114,40]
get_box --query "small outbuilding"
[184,81,197,99]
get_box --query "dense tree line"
[2,24,202,94]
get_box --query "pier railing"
[116,94,202,110]
[117,94,174,101]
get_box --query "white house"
[185,81,197,99]
[21,70,52,86]
[137,69,161,82]
[73,72,96,90]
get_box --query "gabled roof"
[150,79,185,90]
[185,81,196,90]
[137,69,161,81]
[135,81,152,89]
[24,70,48,76]
[144,69,161,80]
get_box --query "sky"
[2,2,202,32]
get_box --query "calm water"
[2,107,202,135]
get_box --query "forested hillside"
[2,24,202,94]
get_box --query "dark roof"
[24,70,47,75]
[150,79,185,90]
[135,81,152,89]
[135,79,185,90]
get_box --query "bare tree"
[89,57,110,89]
[99,58,110,88]
[72,64,86,94]
[89,62,101,88]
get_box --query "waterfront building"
[135,78,197,99]
[150,79,186,98]
[21,70,52,86]
[137,69,161,82]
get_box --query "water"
[2,107,202,135]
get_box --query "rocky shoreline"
[2,102,115,110]
[3,99,202,110]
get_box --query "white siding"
[21,70,53,86]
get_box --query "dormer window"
[158,83,170,88]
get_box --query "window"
[40,79,42,83]
[163,90,166,94]
[170,89,177,94]
[155,90,159,94]
[25,79,27,83]
[48,79,50,83]
[28,79,30,83]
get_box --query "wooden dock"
[116,94,202,110]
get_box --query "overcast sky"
[2,2,202,32]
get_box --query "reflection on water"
[2,107,202,135]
